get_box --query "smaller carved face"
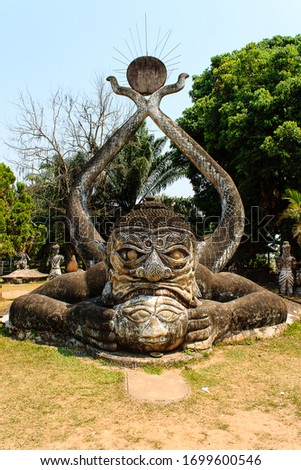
[113,295,189,352]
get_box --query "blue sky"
[1,0,301,195]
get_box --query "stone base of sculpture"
[2,268,48,284]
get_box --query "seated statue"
[9,198,287,354]
[46,244,64,280]
[15,249,30,270]
[8,55,288,356]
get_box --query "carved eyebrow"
[164,245,190,254]
[117,234,144,244]
[117,236,150,249]
[117,245,145,254]
[164,234,193,246]
[157,310,182,322]
[157,302,185,314]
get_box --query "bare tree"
[6,75,130,264]
[7,75,128,182]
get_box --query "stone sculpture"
[15,249,30,270]
[2,248,48,284]
[277,241,296,296]
[47,244,64,280]
[294,267,301,297]
[8,55,288,356]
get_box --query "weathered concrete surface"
[2,269,48,284]
[126,369,190,402]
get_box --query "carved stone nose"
[137,250,172,282]
[141,316,168,339]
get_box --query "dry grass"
[0,280,45,296]
[0,321,301,450]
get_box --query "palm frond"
[281,188,301,223]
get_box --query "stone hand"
[67,300,117,352]
[183,305,212,350]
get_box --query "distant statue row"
[15,244,78,279]
[277,241,301,297]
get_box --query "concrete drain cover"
[126,369,190,402]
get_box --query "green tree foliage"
[26,152,89,217]
[281,188,301,247]
[173,35,301,254]
[0,163,46,258]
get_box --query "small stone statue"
[47,244,64,280]
[294,266,301,297]
[15,249,30,270]
[277,241,296,296]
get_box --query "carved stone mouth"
[116,288,188,306]
[140,336,168,344]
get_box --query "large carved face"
[106,199,198,352]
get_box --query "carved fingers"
[184,306,212,347]
[183,300,229,350]
[68,302,118,352]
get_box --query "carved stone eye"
[129,310,150,323]
[168,249,186,260]
[158,310,180,322]
[119,249,139,261]
[127,249,138,261]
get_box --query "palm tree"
[101,122,185,213]
[281,188,301,246]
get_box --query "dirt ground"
[1,281,301,450]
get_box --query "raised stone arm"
[9,293,117,352]
[183,267,287,350]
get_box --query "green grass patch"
[1,320,301,449]
[143,363,164,375]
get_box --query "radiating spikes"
[113,46,131,62]
[135,22,143,56]
[113,21,181,79]
[167,68,179,79]
[113,56,128,66]
[152,27,162,56]
[145,14,148,56]
[125,39,135,60]
[158,30,172,58]
[129,28,139,57]
[165,61,181,68]
[153,30,170,57]
[165,54,181,64]
[161,43,181,61]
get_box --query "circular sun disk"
[127,56,167,96]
